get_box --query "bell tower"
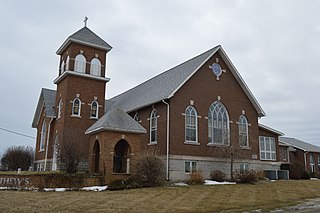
[52,22,112,170]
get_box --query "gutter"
[162,99,170,181]
[44,117,54,171]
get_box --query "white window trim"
[259,136,276,161]
[149,109,157,144]
[74,54,87,73]
[71,98,81,117]
[238,115,249,148]
[184,105,198,144]
[89,100,99,119]
[208,101,230,145]
[39,121,46,152]
[184,161,197,173]
[90,58,102,76]
[57,98,62,119]
[310,154,315,173]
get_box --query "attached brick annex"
[33,25,296,182]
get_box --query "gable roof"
[107,45,266,117]
[280,137,320,153]
[86,108,146,135]
[32,88,56,128]
[258,123,284,136]
[56,27,112,55]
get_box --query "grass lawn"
[1,180,320,212]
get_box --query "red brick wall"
[88,131,143,183]
[168,52,260,160]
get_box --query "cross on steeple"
[84,16,88,27]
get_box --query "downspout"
[304,151,309,172]
[44,117,54,171]
[162,99,170,181]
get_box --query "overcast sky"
[0,0,319,155]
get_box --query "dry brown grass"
[1,180,320,212]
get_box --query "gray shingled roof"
[107,46,219,113]
[106,45,265,117]
[56,27,112,54]
[86,108,146,134]
[280,137,320,153]
[32,88,56,128]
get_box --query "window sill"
[148,142,157,146]
[71,115,81,118]
[38,149,44,153]
[260,159,277,161]
[184,141,200,146]
[89,117,98,120]
[241,146,251,150]
[207,143,230,147]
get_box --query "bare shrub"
[186,171,204,185]
[0,146,34,171]
[210,170,226,182]
[135,152,165,186]
[57,139,84,174]
[234,170,257,184]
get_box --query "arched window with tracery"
[208,101,230,145]
[185,106,198,143]
[74,54,86,73]
[90,58,101,76]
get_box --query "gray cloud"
[0,0,319,154]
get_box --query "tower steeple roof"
[56,26,112,54]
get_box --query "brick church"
[32,25,285,181]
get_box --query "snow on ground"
[204,180,236,185]
[0,185,108,192]
[174,180,236,186]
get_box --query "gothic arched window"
[208,101,230,145]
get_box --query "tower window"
[72,98,81,116]
[74,54,86,73]
[60,60,65,74]
[90,58,101,76]
[90,101,99,119]
[66,55,70,70]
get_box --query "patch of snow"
[204,180,236,185]
[81,185,108,191]
[174,182,189,186]
[310,178,319,180]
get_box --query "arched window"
[239,115,249,147]
[133,112,140,122]
[310,154,315,173]
[90,101,99,118]
[150,109,157,144]
[72,98,81,116]
[208,101,230,145]
[74,54,86,73]
[90,58,101,76]
[66,55,70,70]
[185,106,198,143]
[57,98,62,119]
[40,121,46,151]
[60,60,65,74]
